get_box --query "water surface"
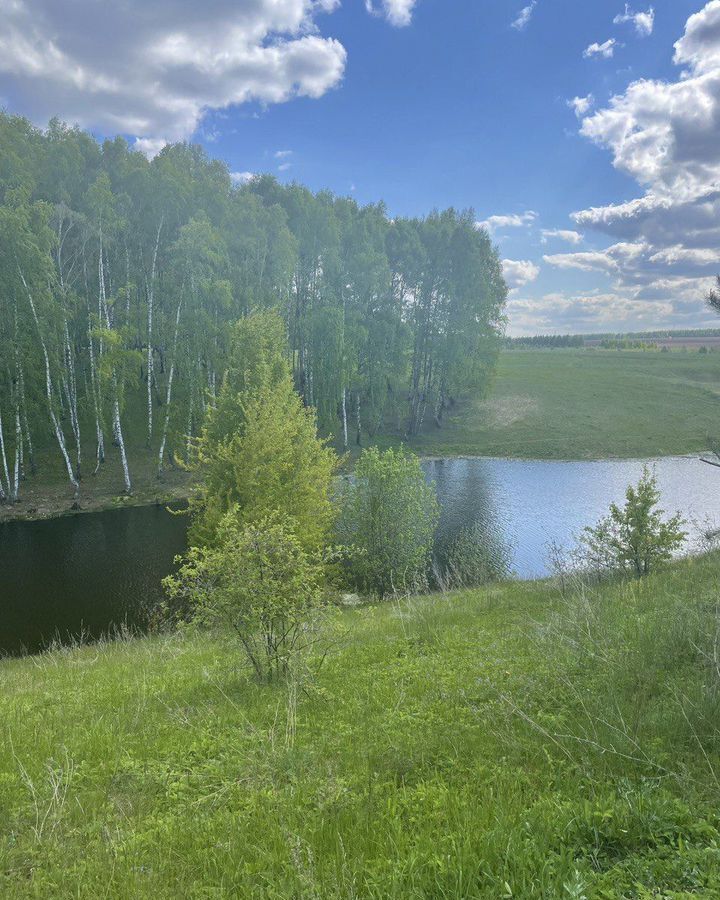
[1,456,718,654]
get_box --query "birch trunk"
[342,387,348,450]
[12,409,21,501]
[113,387,131,494]
[157,295,183,478]
[0,409,10,502]
[145,219,163,448]
[18,267,79,496]
[99,236,131,492]
[63,317,81,479]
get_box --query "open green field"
[398,348,720,459]
[2,553,720,897]
[5,348,720,522]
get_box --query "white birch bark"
[18,266,79,496]
[63,317,81,479]
[12,409,21,501]
[342,387,348,450]
[157,294,183,477]
[99,238,131,493]
[0,409,10,502]
[146,218,163,448]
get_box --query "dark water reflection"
[0,505,187,655]
[1,456,719,654]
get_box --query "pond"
[1,456,718,655]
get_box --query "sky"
[1,0,720,335]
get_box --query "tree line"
[0,113,506,502]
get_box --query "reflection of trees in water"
[426,459,514,588]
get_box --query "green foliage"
[190,314,339,549]
[581,466,687,577]
[0,112,506,507]
[165,511,328,680]
[339,446,439,596]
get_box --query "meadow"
[397,348,720,460]
[2,551,720,897]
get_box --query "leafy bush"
[581,466,686,577]
[339,447,439,597]
[164,511,329,680]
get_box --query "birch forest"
[0,113,507,502]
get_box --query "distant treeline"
[508,328,720,349]
[0,113,507,501]
[506,334,584,348]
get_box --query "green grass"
[2,553,720,897]
[396,348,720,459]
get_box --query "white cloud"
[502,259,541,289]
[274,149,294,159]
[583,39,619,59]
[541,229,584,245]
[134,137,168,159]
[365,0,418,27]
[476,210,538,233]
[511,1,537,32]
[613,5,655,38]
[230,171,256,185]
[278,162,292,172]
[567,94,594,117]
[545,0,720,331]
[0,1,353,144]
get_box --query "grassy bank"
[2,553,720,897]
[4,348,720,522]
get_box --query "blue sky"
[2,0,720,334]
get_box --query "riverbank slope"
[2,552,720,897]
[4,347,719,522]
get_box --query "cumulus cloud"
[274,149,294,159]
[0,1,353,144]
[476,210,538,233]
[583,39,619,59]
[502,259,541,289]
[511,1,537,32]
[541,229,584,245]
[506,289,680,335]
[544,2,720,331]
[613,5,655,38]
[567,94,594,117]
[365,0,418,27]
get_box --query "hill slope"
[2,553,720,897]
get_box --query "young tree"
[189,312,339,550]
[339,446,439,596]
[581,467,686,577]
[165,511,328,680]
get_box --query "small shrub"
[164,510,329,680]
[581,466,686,578]
[338,447,439,597]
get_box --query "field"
[4,348,720,522]
[398,348,720,459]
[1,552,720,897]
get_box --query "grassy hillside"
[2,553,720,897]
[4,348,720,522]
[396,348,720,459]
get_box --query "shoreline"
[0,448,709,525]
